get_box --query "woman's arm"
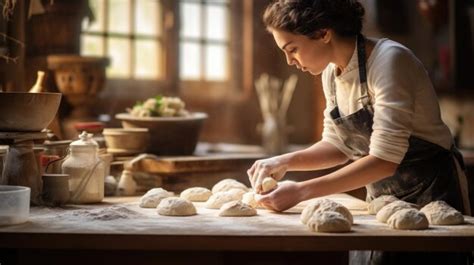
[257,155,398,211]
[248,140,349,192]
[282,140,350,171]
[299,154,398,201]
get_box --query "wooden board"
[1,194,474,252]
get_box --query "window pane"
[134,40,161,79]
[81,35,104,56]
[83,0,105,32]
[205,44,227,80]
[206,0,229,3]
[108,0,130,34]
[180,42,201,80]
[107,37,130,78]
[205,5,228,41]
[135,0,161,36]
[180,2,201,39]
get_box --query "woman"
[247,0,471,264]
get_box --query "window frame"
[81,0,252,100]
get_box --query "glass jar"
[62,131,104,204]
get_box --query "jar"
[62,131,104,203]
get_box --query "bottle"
[29,71,45,93]
[62,131,104,203]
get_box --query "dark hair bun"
[264,0,365,38]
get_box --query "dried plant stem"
[2,0,17,20]
[0,32,23,63]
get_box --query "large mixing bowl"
[115,112,207,155]
[0,92,62,132]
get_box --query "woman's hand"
[247,155,289,193]
[256,181,303,212]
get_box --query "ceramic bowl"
[0,92,61,132]
[115,112,207,155]
[103,128,150,156]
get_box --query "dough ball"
[139,188,173,208]
[205,189,244,209]
[367,195,399,215]
[376,200,418,223]
[307,211,351,233]
[420,201,464,225]
[387,209,429,230]
[212,179,249,194]
[157,197,197,216]
[261,177,277,193]
[218,201,257,217]
[301,198,353,225]
[241,191,258,208]
[180,187,212,202]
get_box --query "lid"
[0,145,8,154]
[70,131,98,149]
[74,122,105,134]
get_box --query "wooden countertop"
[1,194,473,252]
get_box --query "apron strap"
[452,148,471,215]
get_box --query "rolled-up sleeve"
[368,47,418,164]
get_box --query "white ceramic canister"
[62,131,104,203]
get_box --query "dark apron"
[329,35,472,265]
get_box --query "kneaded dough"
[180,187,212,202]
[139,188,173,208]
[301,198,353,225]
[261,177,277,193]
[307,211,351,233]
[205,189,244,209]
[420,201,464,225]
[387,208,429,230]
[367,195,399,215]
[157,197,197,216]
[211,179,249,194]
[241,191,258,208]
[376,200,418,223]
[218,201,257,217]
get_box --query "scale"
[0,131,47,205]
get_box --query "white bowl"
[0,185,30,226]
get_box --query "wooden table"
[0,194,473,265]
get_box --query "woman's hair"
[263,0,365,38]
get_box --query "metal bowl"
[115,112,207,155]
[0,92,62,132]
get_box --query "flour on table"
[218,201,257,217]
[180,187,212,202]
[420,201,464,225]
[157,197,197,216]
[139,188,174,208]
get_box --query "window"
[81,0,246,96]
[179,0,230,81]
[81,0,163,79]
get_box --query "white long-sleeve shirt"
[321,38,453,164]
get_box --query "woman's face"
[270,28,332,75]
